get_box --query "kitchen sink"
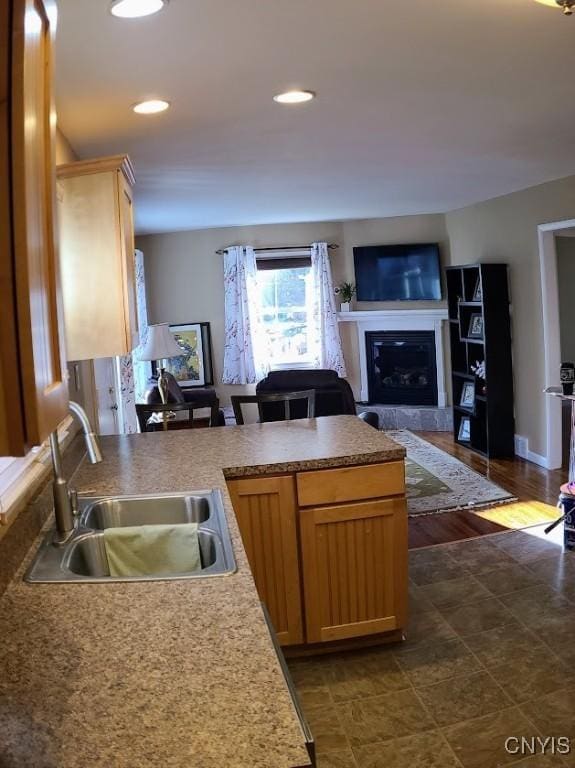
[81,493,211,529]
[26,489,236,583]
[65,529,218,578]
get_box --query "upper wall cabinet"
[57,155,139,361]
[0,0,69,457]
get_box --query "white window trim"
[257,251,314,370]
[270,360,314,371]
[0,416,74,529]
[256,248,311,260]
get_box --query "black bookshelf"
[446,263,515,458]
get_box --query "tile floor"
[288,526,575,768]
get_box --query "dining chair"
[231,390,316,426]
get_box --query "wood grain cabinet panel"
[57,155,138,360]
[296,461,405,507]
[118,175,139,353]
[299,498,408,643]
[229,465,408,649]
[227,476,304,646]
[0,0,69,455]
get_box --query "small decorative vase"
[340,302,350,312]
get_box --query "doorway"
[539,218,575,469]
[92,358,121,435]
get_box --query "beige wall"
[55,126,76,165]
[556,236,575,365]
[446,175,575,459]
[338,215,449,398]
[137,214,446,404]
[138,174,575,459]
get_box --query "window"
[256,256,313,367]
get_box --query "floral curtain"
[117,249,149,433]
[222,246,269,384]
[308,242,347,376]
[132,250,150,403]
[117,356,137,434]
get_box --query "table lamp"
[139,323,184,405]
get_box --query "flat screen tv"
[353,243,442,301]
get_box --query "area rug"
[388,430,517,516]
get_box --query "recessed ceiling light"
[273,90,316,105]
[110,0,167,19]
[132,99,170,114]
[534,0,574,13]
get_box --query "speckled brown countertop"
[0,416,404,768]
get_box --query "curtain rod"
[215,243,339,255]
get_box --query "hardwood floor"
[408,431,567,549]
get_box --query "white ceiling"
[55,0,575,235]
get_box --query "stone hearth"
[355,404,453,431]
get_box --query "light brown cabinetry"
[296,462,405,507]
[227,476,304,645]
[300,497,407,643]
[0,0,69,456]
[228,460,407,648]
[57,155,138,360]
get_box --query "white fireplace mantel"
[337,309,449,406]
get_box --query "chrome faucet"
[50,400,103,545]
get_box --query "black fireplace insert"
[366,330,438,405]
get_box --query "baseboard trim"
[514,434,551,469]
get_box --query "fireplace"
[337,309,448,406]
[366,330,438,405]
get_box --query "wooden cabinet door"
[0,0,68,455]
[12,0,68,447]
[0,1,23,455]
[118,174,139,351]
[227,476,304,646]
[300,498,408,644]
[57,156,137,360]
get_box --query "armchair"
[255,369,379,429]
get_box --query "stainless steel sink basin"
[65,530,217,578]
[81,493,210,529]
[26,489,236,583]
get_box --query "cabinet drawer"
[296,461,405,507]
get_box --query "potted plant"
[335,282,356,312]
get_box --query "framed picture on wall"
[153,322,214,387]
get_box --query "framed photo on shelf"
[468,313,484,339]
[152,322,214,387]
[473,278,482,302]
[458,416,471,442]
[460,381,475,408]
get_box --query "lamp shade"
[139,323,184,361]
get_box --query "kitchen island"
[0,416,406,768]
